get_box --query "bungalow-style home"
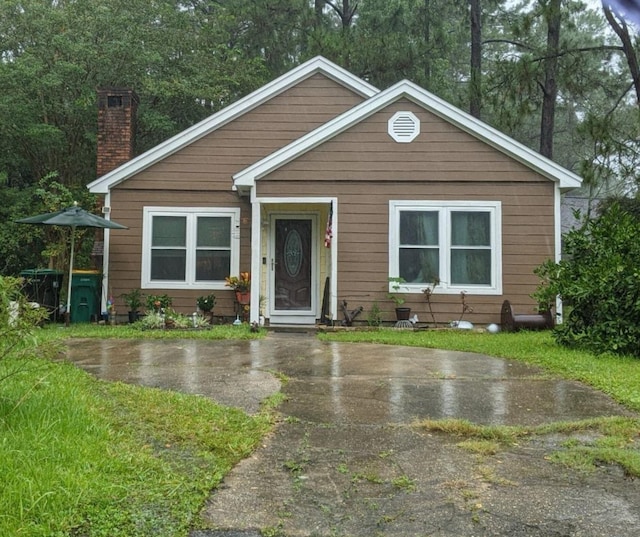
[88,56,582,327]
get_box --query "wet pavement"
[64,334,640,536]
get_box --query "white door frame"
[268,212,318,324]
[249,195,337,325]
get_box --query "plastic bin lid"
[20,268,64,276]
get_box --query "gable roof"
[233,79,583,194]
[88,56,379,194]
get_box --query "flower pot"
[395,307,411,321]
[235,291,250,305]
[128,311,141,324]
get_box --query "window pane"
[197,217,231,248]
[152,216,186,247]
[399,248,439,283]
[451,250,491,285]
[151,250,186,280]
[400,211,438,245]
[451,212,490,246]
[196,250,231,281]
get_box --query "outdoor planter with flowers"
[146,293,172,313]
[225,272,251,304]
[197,293,216,322]
[121,288,144,323]
[197,293,216,313]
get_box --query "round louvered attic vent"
[388,111,420,143]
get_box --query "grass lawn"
[0,324,275,537]
[2,324,639,535]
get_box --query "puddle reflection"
[65,338,629,426]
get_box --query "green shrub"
[145,294,172,312]
[196,293,216,313]
[367,302,383,326]
[133,310,211,330]
[0,276,48,361]
[535,202,640,357]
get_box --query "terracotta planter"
[235,291,250,304]
[395,307,411,321]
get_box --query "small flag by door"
[324,201,333,248]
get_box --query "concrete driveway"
[65,333,640,537]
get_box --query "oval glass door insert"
[284,229,303,277]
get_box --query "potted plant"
[146,293,172,313]
[120,288,144,323]
[197,293,216,321]
[388,277,411,321]
[225,272,251,304]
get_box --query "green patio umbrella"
[16,202,127,323]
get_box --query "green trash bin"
[70,270,102,323]
[19,269,64,321]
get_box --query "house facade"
[88,56,582,327]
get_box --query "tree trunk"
[469,0,482,119]
[540,0,561,159]
[314,0,325,28]
[325,0,357,30]
[603,3,640,106]
[423,0,431,88]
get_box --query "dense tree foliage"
[0,0,268,188]
[534,202,640,357]
[2,0,640,276]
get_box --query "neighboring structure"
[88,56,582,326]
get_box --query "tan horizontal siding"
[117,73,365,193]
[107,189,253,317]
[257,180,553,200]
[265,99,548,184]
[298,149,521,163]
[107,81,562,324]
[265,171,544,182]
[259,177,554,324]
[264,159,533,174]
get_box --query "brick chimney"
[96,88,138,177]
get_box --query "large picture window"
[390,201,501,295]
[142,207,240,289]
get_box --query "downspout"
[554,184,563,322]
[100,191,112,316]
[330,198,338,322]
[250,189,262,325]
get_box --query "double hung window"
[389,201,501,294]
[142,207,240,289]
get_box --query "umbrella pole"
[65,227,76,326]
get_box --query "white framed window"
[142,207,240,290]
[389,201,502,295]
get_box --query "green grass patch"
[391,475,417,492]
[416,416,640,476]
[39,322,265,342]
[0,351,275,536]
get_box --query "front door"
[270,215,317,323]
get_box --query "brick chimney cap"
[97,87,139,102]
